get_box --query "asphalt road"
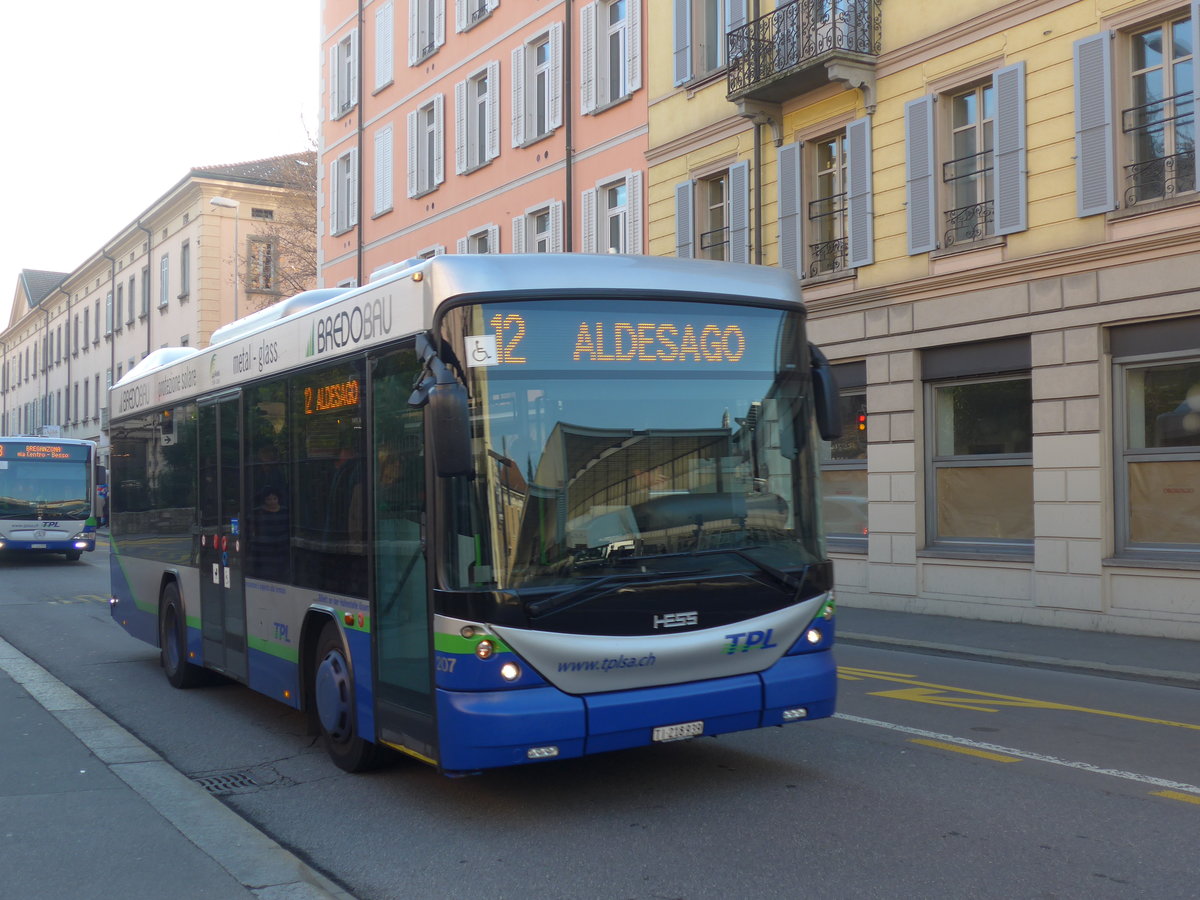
[2,542,1197,899]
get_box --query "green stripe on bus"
[247,635,301,664]
[434,632,512,655]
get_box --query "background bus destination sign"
[3,443,89,461]
[463,301,774,370]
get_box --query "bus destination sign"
[3,443,89,461]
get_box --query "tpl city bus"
[108,254,841,775]
[0,437,101,561]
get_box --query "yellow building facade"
[649,0,1200,638]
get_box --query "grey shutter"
[1074,33,1115,217]
[729,161,750,263]
[905,94,938,254]
[727,0,747,31]
[374,125,393,215]
[455,0,466,33]
[487,61,501,161]
[349,29,359,107]
[434,2,445,50]
[846,117,874,267]
[550,201,564,253]
[455,80,468,175]
[675,180,694,258]
[511,44,526,146]
[549,22,564,130]
[456,237,468,254]
[581,188,597,253]
[375,2,394,90]
[673,0,691,86]
[406,109,418,197]
[408,1,419,65]
[487,224,500,254]
[777,142,803,275]
[329,46,339,118]
[627,0,641,92]
[328,160,339,235]
[627,171,643,254]
[433,94,445,187]
[993,62,1027,234]
[581,3,597,114]
[512,215,526,253]
[348,148,359,227]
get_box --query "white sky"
[1,0,321,322]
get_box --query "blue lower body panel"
[435,648,836,773]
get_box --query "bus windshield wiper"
[617,546,809,595]
[525,569,704,617]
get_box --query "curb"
[0,636,354,900]
[838,631,1200,691]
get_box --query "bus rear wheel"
[160,583,204,689]
[313,620,390,772]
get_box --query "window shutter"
[904,94,938,254]
[329,45,339,118]
[511,44,526,147]
[729,161,750,264]
[846,116,874,267]
[348,148,359,227]
[374,125,393,215]
[487,223,500,254]
[675,180,694,258]
[375,2,394,90]
[627,1,641,93]
[1074,33,1115,217]
[487,60,501,160]
[727,0,747,31]
[777,141,803,275]
[433,94,445,186]
[581,3,597,115]
[434,0,445,49]
[673,0,691,86]
[581,188,597,253]
[512,215,526,253]
[408,0,420,66]
[550,201,563,253]
[457,237,468,254]
[349,29,359,106]
[993,62,1027,235]
[406,109,418,197]
[329,160,339,234]
[627,171,643,254]
[455,79,468,175]
[455,0,466,34]
[549,22,563,130]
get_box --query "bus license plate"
[32,543,47,549]
[653,721,703,742]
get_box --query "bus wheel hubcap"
[316,650,352,742]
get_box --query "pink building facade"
[319,0,648,286]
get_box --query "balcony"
[727,0,881,105]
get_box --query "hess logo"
[653,611,698,629]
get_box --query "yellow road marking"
[1152,790,1200,806]
[837,667,1200,732]
[909,738,1021,763]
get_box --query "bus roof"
[109,254,805,420]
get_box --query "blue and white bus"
[108,254,841,774]
[0,437,101,561]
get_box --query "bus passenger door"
[371,349,435,759]
[198,393,248,682]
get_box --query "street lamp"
[209,196,240,321]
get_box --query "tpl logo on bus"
[722,629,778,654]
[308,297,393,356]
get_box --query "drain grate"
[194,771,259,795]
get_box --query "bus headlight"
[805,628,823,645]
[500,662,521,682]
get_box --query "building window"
[330,29,359,119]
[455,0,497,33]
[127,276,136,324]
[408,0,445,65]
[581,0,641,113]
[179,242,190,300]
[1124,15,1196,205]
[923,339,1033,553]
[905,63,1027,252]
[673,0,746,85]
[455,62,500,174]
[406,96,444,198]
[250,208,275,221]
[247,239,277,292]
[512,201,563,253]
[374,124,394,216]
[1112,317,1200,560]
[115,285,124,331]
[457,224,499,254]
[330,148,360,234]
[93,300,100,343]
[820,363,868,552]
[159,254,170,308]
[417,244,447,259]
[673,163,749,262]
[141,266,151,314]
[512,24,563,146]
[375,1,395,91]
[581,172,642,254]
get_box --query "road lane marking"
[836,713,1200,798]
[1152,791,1200,806]
[838,666,1200,732]
[910,738,1020,762]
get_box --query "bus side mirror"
[96,465,108,486]
[810,344,842,442]
[427,381,474,478]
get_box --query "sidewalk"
[838,605,1200,690]
[0,636,352,900]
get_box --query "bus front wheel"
[160,583,204,689]
[313,621,390,772]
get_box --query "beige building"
[1,154,316,464]
[647,0,1200,638]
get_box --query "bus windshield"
[443,298,825,591]
[0,457,92,520]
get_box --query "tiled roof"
[20,269,67,307]
[191,151,317,187]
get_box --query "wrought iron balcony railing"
[1124,150,1197,205]
[1121,91,1195,204]
[943,201,994,247]
[727,0,881,100]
